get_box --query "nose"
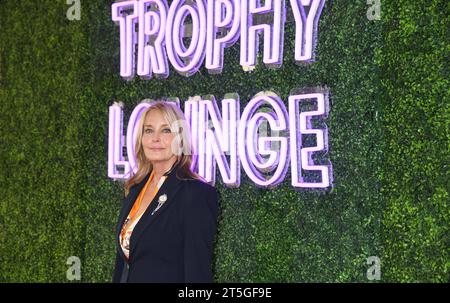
[151,132,161,142]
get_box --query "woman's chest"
[136,183,159,214]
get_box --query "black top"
[113,164,219,283]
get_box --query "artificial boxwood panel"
[0,0,447,282]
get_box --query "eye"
[144,128,153,134]
[162,128,171,133]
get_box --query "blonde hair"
[124,101,202,197]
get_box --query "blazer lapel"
[128,167,184,262]
[116,172,151,261]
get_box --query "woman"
[112,101,219,283]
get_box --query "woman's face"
[142,109,177,164]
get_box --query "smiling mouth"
[150,148,164,151]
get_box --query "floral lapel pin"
[151,194,167,215]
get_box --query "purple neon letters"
[111,0,325,78]
[110,1,331,189]
[108,92,332,188]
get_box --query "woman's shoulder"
[178,178,219,214]
[181,177,217,194]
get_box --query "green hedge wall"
[377,0,449,282]
[0,0,447,282]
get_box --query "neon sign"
[108,92,332,188]
[109,1,332,188]
[111,0,325,79]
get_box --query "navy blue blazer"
[112,165,219,283]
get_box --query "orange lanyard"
[128,171,161,222]
[120,171,167,247]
